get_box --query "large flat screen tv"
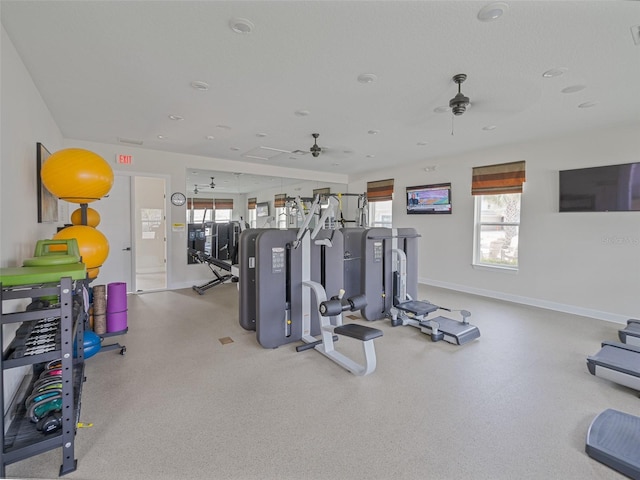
[559,162,640,212]
[406,183,452,214]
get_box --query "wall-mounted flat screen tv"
[406,183,452,214]
[256,202,270,217]
[559,162,640,212]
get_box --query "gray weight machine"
[354,227,480,345]
[238,195,382,376]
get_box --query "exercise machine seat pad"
[334,324,383,341]
[586,408,640,479]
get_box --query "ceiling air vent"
[118,137,144,146]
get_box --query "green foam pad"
[23,255,81,267]
[0,263,86,287]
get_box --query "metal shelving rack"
[1,277,85,477]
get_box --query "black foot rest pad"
[334,324,383,341]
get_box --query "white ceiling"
[2,1,639,186]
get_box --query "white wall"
[0,26,66,267]
[348,123,640,323]
[1,25,68,414]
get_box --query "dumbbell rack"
[0,277,85,477]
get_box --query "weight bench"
[299,282,383,376]
[188,248,236,295]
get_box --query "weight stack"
[106,282,127,333]
[92,285,107,334]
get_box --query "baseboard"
[420,277,629,325]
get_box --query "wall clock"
[171,192,186,206]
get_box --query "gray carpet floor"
[5,284,638,479]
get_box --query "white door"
[134,177,167,292]
[96,174,135,292]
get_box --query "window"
[275,207,287,229]
[247,197,257,228]
[474,194,520,268]
[248,208,256,228]
[367,178,394,228]
[214,209,232,223]
[369,200,393,228]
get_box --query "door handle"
[122,247,132,251]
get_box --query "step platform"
[586,409,640,480]
[587,341,640,391]
[417,316,480,345]
[619,319,640,347]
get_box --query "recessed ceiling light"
[434,106,451,114]
[424,166,438,172]
[477,2,508,22]
[483,125,497,131]
[256,132,268,137]
[206,135,215,140]
[578,101,598,109]
[168,114,183,121]
[157,135,167,140]
[191,81,210,91]
[294,110,310,117]
[230,147,240,151]
[561,85,586,94]
[417,141,428,146]
[357,73,377,84]
[229,17,254,34]
[366,154,375,158]
[542,68,568,78]
[368,129,380,135]
[216,124,232,130]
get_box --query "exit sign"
[117,154,133,165]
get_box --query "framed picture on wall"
[36,142,58,223]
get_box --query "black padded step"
[334,324,383,341]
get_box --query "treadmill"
[619,319,640,347]
[586,409,640,480]
[587,341,640,391]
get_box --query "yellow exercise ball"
[53,226,109,270]
[41,148,113,203]
[87,267,100,280]
[70,207,101,227]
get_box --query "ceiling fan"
[449,74,470,116]
[310,133,322,157]
[193,177,216,194]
